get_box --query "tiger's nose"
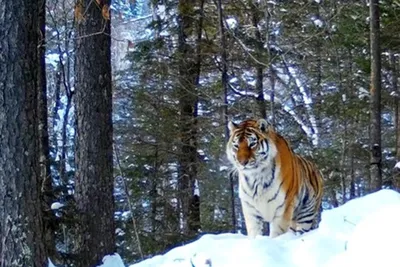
[239,159,249,166]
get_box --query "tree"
[369,0,382,192]
[0,0,47,265]
[393,52,400,191]
[216,0,236,233]
[73,0,115,265]
[176,0,203,237]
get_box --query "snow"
[312,18,323,28]
[225,17,238,30]
[46,53,59,68]
[194,179,200,196]
[395,161,400,169]
[98,254,125,267]
[50,202,64,210]
[127,189,400,267]
[325,204,400,267]
[54,190,400,266]
[219,166,229,171]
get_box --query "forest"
[0,0,400,266]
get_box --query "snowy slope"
[123,189,400,267]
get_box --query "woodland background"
[1,0,400,266]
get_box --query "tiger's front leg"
[269,218,290,238]
[269,206,293,238]
[242,202,263,238]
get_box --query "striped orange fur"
[226,118,323,237]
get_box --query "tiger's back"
[226,118,323,237]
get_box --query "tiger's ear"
[258,119,272,132]
[228,121,238,132]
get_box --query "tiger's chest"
[238,167,285,222]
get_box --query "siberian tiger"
[226,118,323,238]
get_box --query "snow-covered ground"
[99,189,400,267]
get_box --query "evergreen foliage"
[18,0,400,264]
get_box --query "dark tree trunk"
[176,0,202,237]
[217,0,237,233]
[251,0,271,235]
[74,1,115,266]
[340,132,347,203]
[369,0,382,192]
[38,0,52,207]
[391,53,400,191]
[251,2,267,120]
[0,0,47,265]
[150,147,159,233]
[349,149,356,200]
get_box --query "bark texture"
[369,0,382,192]
[177,0,202,237]
[217,0,237,233]
[74,0,115,265]
[0,0,47,265]
[391,53,400,191]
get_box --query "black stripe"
[296,229,305,234]
[302,189,309,206]
[267,181,283,203]
[253,184,259,198]
[242,188,252,198]
[255,215,263,221]
[244,174,250,185]
[273,201,285,220]
[295,205,315,220]
[250,178,258,191]
[243,200,256,209]
[296,219,314,225]
[263,161,276,189]
[296,213,314,222]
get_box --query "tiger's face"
[226,118,274,171]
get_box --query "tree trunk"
[217,0,237,233]
[176,0,202,237]
[74,0,115,266]
[0,0,47,265]
[340,130,347,203]
[349,148,356,200]
[151,147,159,233]
[369,0,382,192]
[391,53,400,191]
[251,2,267,120]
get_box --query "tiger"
[226,118,323,238]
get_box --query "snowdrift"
[100,189,400,267]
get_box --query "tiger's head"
[226,118,277,171]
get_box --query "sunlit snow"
[123,189,400,267]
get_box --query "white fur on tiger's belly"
[238,165,286,237]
